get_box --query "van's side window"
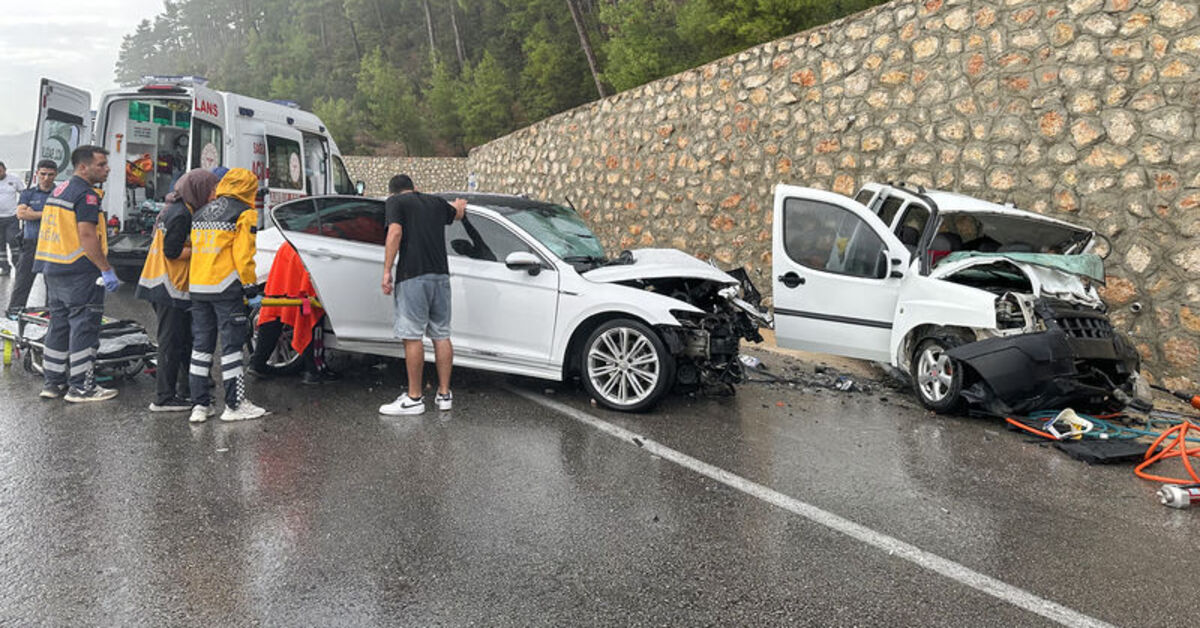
[783,197,888,279]
[267,135,305,191]
[190,120,223,170]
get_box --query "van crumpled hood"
[941,252,1105,283]
[583,248,738,285]
[935,253,1104,308]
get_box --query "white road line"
[512,388,1115,628]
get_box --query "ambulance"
[30,76,361,279]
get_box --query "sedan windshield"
[501,203,606,261]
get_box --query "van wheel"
[911,335,967,414]
[581,319,674,412]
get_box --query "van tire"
[911,334,968,414]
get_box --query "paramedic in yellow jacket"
[33,145,121,403]
[136,168,219,413]
[187,168,268,423]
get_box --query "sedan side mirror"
[355,180,366,196]
[505,251,542,276]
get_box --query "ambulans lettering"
[195,99,220,118]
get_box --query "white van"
[29,76,361,278]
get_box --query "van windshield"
[933,212,1092,255]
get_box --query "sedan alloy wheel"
[582,319,674,412]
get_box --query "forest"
[116,0,886,155]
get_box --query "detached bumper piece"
[949,325,1140,416]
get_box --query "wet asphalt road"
[1,282,1198,626]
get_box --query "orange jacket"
[258,242,324,353]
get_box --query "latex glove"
[101,268,120,293]
[247,295,263,308]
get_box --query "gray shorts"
[394,274,451,340]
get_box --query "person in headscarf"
[136,168,220,413]
[187,168,267,423]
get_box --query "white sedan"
[254,193,771,411]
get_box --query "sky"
[0,0,167,137]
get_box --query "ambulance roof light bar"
[269,99,301,109]
[139,75,209,89]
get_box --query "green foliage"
[114,0,887,155]
[600,0,693,92]
[426,61,464,152]
[313,96,360,153]
[357,48,430,155]
[459,52,514,148]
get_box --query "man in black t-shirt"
[379,174,466,416]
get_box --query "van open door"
[31,79,91,181]
[189,83,225,170]
[771,185,910,362]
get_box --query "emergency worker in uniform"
[136,168,219,413]
[9,159,58,317]
[187,168,267,423]
[34,145,121,402]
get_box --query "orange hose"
[1005,417,1057,441]
[1134,421,1200,484]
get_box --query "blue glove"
[101,268,120,293]
[247,295,263,308]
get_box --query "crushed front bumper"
[949,328,1140,415]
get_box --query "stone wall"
[467,0,1200,388]
[343,156,468,196]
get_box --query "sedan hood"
[583,248,738,285]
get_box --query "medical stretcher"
[0,308,157,379]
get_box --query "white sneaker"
[188,405,214,425]
[221,399,269,422]
[435,391,453,411]
[379,395,425,416]
[63,385,119,403]
[190,405,214,423]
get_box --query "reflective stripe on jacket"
[136,200,191,308]
[34,177,107,273]
[189,198,257,301]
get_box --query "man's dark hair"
[0,161,5,169]
[388,174,414,194]
[36,159,58,171]
[71,145,109,167]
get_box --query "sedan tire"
[581,318,675,412]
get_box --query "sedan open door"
[771,185,910,362]
[271,196,398,355]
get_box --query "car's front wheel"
[581,319,675,412]
[911,334,968,414]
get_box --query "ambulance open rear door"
[31,78,91,182]
[189,83,225,171]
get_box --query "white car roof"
[868,184,1092,233]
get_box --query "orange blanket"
[257,242,324,353]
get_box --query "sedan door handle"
[778,272,805,288]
